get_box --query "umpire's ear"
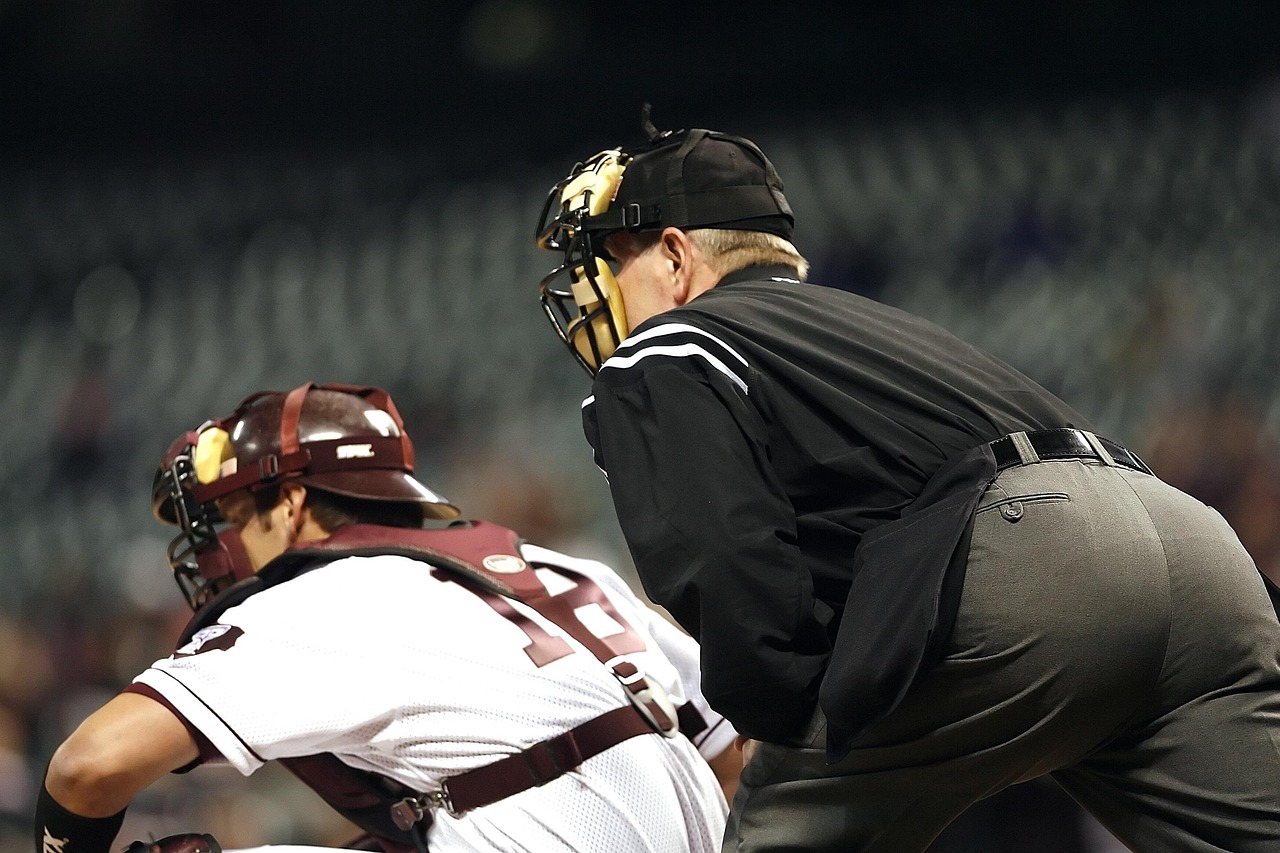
[659,227,719,306]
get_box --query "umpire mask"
[535,148,631,375]
[535,114,794,375]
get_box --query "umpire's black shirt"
[583,264,1092,742]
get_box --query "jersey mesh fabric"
[431,736,725,852]
[134,547,728,851]
[522,544,738,760]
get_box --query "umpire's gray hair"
[688,228,809,281]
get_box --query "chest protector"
[177,520,703,852]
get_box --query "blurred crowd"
[6,385,1276,853]
[5,85,1280,852]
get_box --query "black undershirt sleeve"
[34,779,127,853]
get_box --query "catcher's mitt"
[123,833,222,853]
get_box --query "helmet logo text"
[336,443,375,459]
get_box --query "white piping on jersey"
[614,322,749,367]
[602,324,750,394]
[144,667,267,764]
[602,343,749,394]
[581,395,609,480]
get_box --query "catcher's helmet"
[152,382,460,609]
[535,112,793,374]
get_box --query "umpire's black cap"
[608,127,795,240]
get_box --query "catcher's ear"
[280,482,308,533]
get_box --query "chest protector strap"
[182,520,701,847]
[291,522,688,817]
[291,521,685,739]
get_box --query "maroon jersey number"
[464,568,648,668]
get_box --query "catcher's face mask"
[152,424,255,610]
[152,383,461,610]
[536,148,632,376]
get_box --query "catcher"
[35,383,736,853]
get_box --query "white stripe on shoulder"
[615,322,749,366]
[581,395,594,410]
[601,342,748,394]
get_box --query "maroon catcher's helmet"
[152,382,460,609]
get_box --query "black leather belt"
[989,428,1153,475]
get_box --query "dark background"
[3,4,1280,852]
[3,0,1279,168]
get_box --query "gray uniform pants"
[724,457,1280,852]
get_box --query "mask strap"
[374,388,415,471]
[311,383,415,472]
[662,129,707,227]
[280,382,315,457]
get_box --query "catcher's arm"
[37,692,200,853]
[46,692,198,815]
[705,743,743,803]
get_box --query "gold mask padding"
[193,427,235,485]
[566,258,629,371]
[556,150,632,371]
[561,150,626,221]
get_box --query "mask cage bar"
[537,227,620,376]
[159,451,227,609]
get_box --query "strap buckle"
[258,454,280,479]
[390,787,458,827]
[620,202,643,227]
[610,659,679,738]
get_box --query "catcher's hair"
[306,487,424,530]
[242,484,423,531]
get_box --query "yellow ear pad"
[565,258,629,371]
[193,427,236,485]
[560,151,626,219]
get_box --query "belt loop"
[1080,430,1117,467]
[1008,431,1041,466]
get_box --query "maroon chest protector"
[179,520,700,852]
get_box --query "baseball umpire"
[36,383,736,853]
[533,115,1280,850]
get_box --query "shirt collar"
[715,264,804,288]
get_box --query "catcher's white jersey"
[133,543,732,852]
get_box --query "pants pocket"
[976,492,1069,522]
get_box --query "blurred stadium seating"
[3,88,1278,612]
[3,85,1280,851]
